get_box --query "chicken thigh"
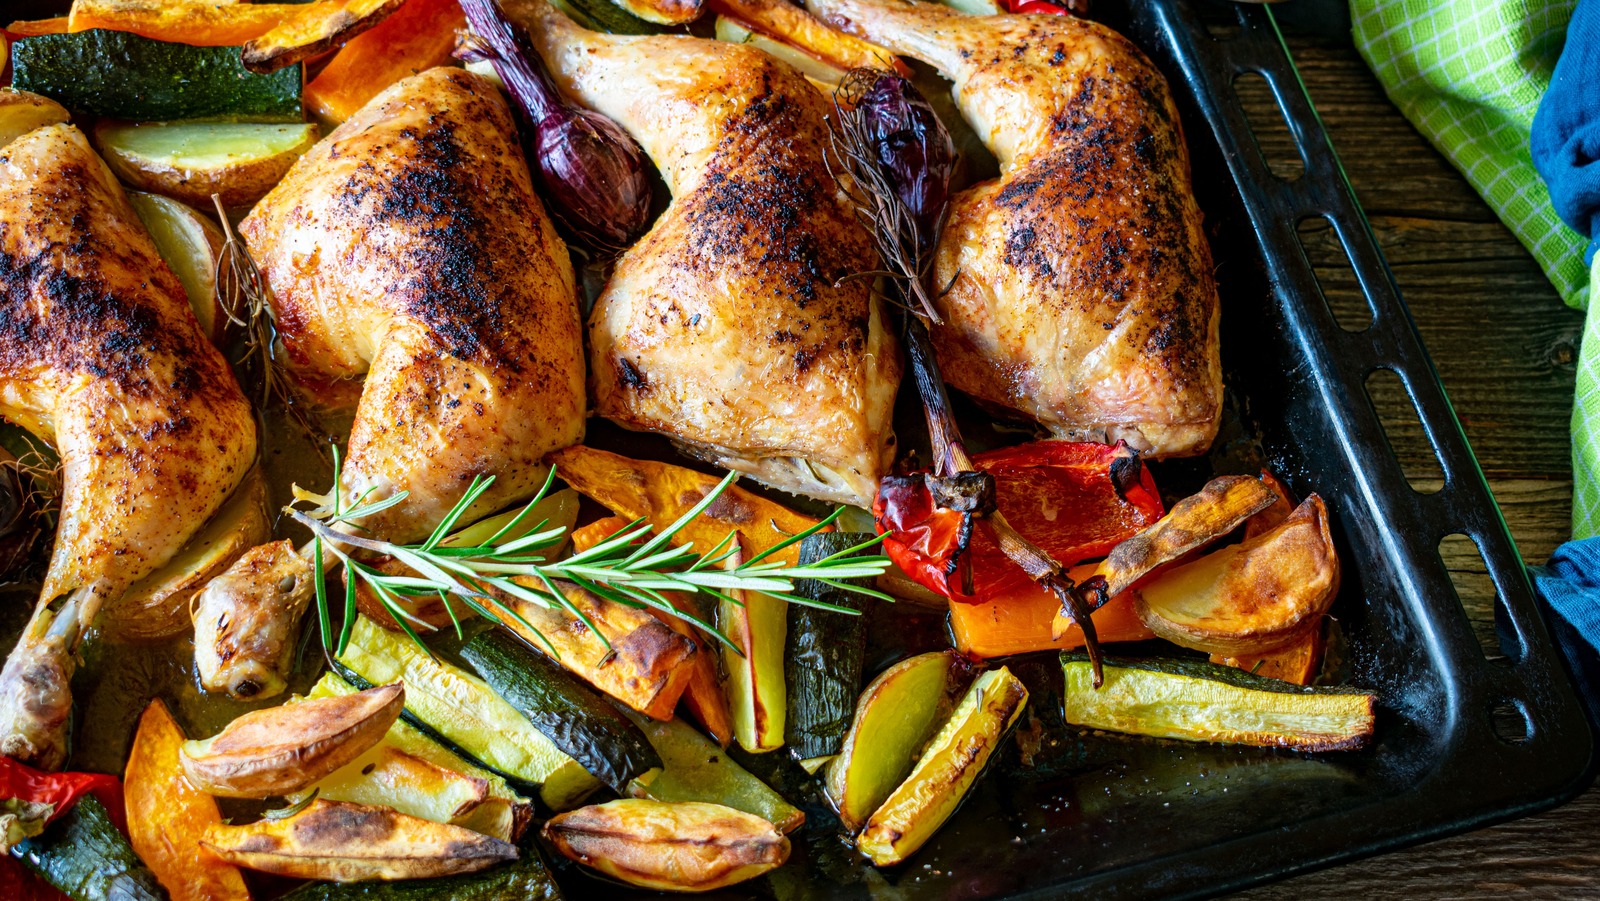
[505,0,901,507]
[807,0,1221,457]
[0,123,257,768]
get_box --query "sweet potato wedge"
[1133,495,1340,656]
[202,800,517,881]
[1211,618,1327,686]
[5,18,70,37]
[125,700,250,901]
[68,0,287,45]
[707,0,904,74]
[181,683,403,798]
[950,563,1154,658]
[545,799,788,892]
[304,0,464,126]
[241,0,408,74]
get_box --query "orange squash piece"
[1211,618,1327,686]
[305,0,465,126]
[948,563,1155,659]
[6,17,70,36]
[68,0,289,46]
[125,700,251,901]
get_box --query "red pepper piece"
[0,757,126,900]
[1008,0,1073,14]
[874,440,1163,603]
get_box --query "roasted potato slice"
[125,191,230,347]
[240,0,408,74]
[94,120,319,211]
[545,799,788,892]
[0,90,70,151]
[202,799,517,881]
[181,683,403,798]
[1133,495,1340,656]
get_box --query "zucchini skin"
[462,629,661,794]
[11,797,164,901]
[1060,653,1376,752]
[11,30,302,121]
[280,836,562,901]
[551,0,667,35]
[783,532,873,759]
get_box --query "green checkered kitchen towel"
[1351,0,1599,537]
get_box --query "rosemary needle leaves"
[288,455,892,660]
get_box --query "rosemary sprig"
[289,457,891,660]
[211,195,327,459]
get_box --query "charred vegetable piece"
[10,30,302,121]
[12,797,162,901]
[305,0,466,126]
[825,650,973,832]
[125,700,249,901]
[624,713,804,833]
[784,532,874,759]
[278,833,561,900]
[1060,654,1376,751]
[545,799,788,892]
[201,799,518,882]
[180,683,403,798]
[96,120,319,212]
[461,629,661,794]
[298,672,533,843]
[1091,474,1278,598]
[0,90,69,151]
[1132,495,1339,656]
[1244,470,1296,540]
[337,616,599,810]
[856,666,1029,867]
[242,0,408,73]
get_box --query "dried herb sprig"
[211,195,327,459]
[289,456,892,661]
[828,68,1108,685]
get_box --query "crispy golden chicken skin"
[0,123,257,768]
[809,0,1222,457]
[506,0,901,506]
[241,67,586,541]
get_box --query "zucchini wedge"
[825,650,973,832]
[856,667,1029,867]
[95,120,319,211]
[625,713,805,833]
[1060,654,1376,752]
[461,628,661,794]
[10,30,302,121]
[12,797,163,901]
[337,615,599,810]
[784,532,873,760]
[297,671,533,842]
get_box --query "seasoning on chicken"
[0,123,258,769]
[502,0,901,507]
[806,0,1222,457]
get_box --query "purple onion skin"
[855,71,956,255]
[459,0,653,253]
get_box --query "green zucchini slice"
[1060,653,1376,751]
[784,531,874,760]
[336,616,599,810]
[11,797,163,901]
[10,30,302,122]
[461,629,661,794]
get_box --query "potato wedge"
[125,700,250,901]
[1133,495,1340,656]
[625,714,805,833]
[202,799,517,881]
[545,799,788,892]
[241,0,409,74]
[126,191,229,347]
[181,684,404,798]
[102,466,270,640]
[94,120,318,211]
[294,745,490,825]
[0,90,70,151]
[1098,475,1278,596]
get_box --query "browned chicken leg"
[504,0,901,507]
[806,0,1222,457]
[0,123,258,768]
[193,67,586,698]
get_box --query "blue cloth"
[1532,0,1600,264]
[1535,540,1600,651]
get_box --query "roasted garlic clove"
[544,799,789,892]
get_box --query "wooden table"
[1230,21,1599,898]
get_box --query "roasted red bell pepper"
[1001,0,1080,15]
[0,757,125,900]
[874,440,1164,604]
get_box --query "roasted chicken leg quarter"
[193,67,587,699]
[504,0,901,507]
[0,123,257,769]
[807,0,1222,457]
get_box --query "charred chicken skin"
[192,67,586,699]
[505,0,901,507]
[0,123,257,769]
[807,0,1222,457]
